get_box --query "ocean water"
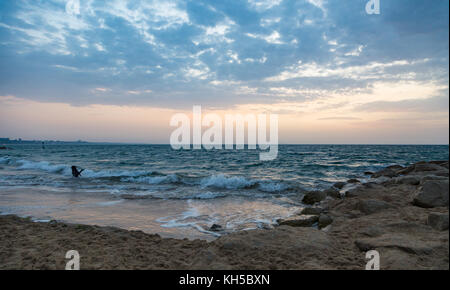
[0,144,448,239]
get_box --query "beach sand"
[1,161,448,270]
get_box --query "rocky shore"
[0,161,448,270]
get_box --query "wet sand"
[0,188,300,241]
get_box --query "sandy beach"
[1,160,448,270]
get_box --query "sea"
[0,144,448,239]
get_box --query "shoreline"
[0,160,448,270]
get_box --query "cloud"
[265,59,429,82]
[247,0,283,11]
[246,30,284,44]
[0,0,447,114]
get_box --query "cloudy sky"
[0,0,448,144]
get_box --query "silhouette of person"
[71,166,84,178]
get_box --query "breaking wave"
[1,157,292,194]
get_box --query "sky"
[0,0,448,144]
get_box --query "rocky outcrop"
[300,207,323,215]
[302,190,327,205]
[413,180,449,208]
[398,161,449,176]
[394,175,421,186]
[371,165,404,178]
[277,215,318,227]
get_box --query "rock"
[397,166,414,175]
[387,165,405,171]
[277,215,318,227]
[300,207,323,215]
[302,190,327,205]
[420,175,448,185]
[333,182,346,189]
[427,213,449,231]
[413,180,449,208]
[345,186,366,198]
[399,161,449,175]
[354,222,442,257]
[429,160,449,166]
[371,168,398,178]
[324,187,340,199]
[357,199,393,215]
[318,214,333,229]
[347,179,360,184]
[437,161,449,169]
[414,163,445,172]
[362,182,380,189]
[0,146,7,150]
[394,176,421,186]
[435,171,449,177]
[371,165,406,178]
[209,224,223,232]
[364,171,374,175]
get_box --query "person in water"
[71,166,84,178]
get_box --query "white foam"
[12,157,155,179]
[200,174,256,190]
[17,160,71,175]
[258,182,289,192]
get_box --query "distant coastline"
[1,138,449,146]
[0,137,129,146]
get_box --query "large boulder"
[372,165,404,178]
[333,182,346,189]
[347,179,360,184]
[345,186,366,198]
[414,162,446,173]
[413,180,449,208]
[277,215,318,227]
[209,224,223,232]
[318,214,333,229]
[302,190,327,205]
[324,187,341,199]
[394,176,421,186]
[300,207,323,215]
[357,199,393,215]
[427,213,449,231]
[399,161,449,175]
